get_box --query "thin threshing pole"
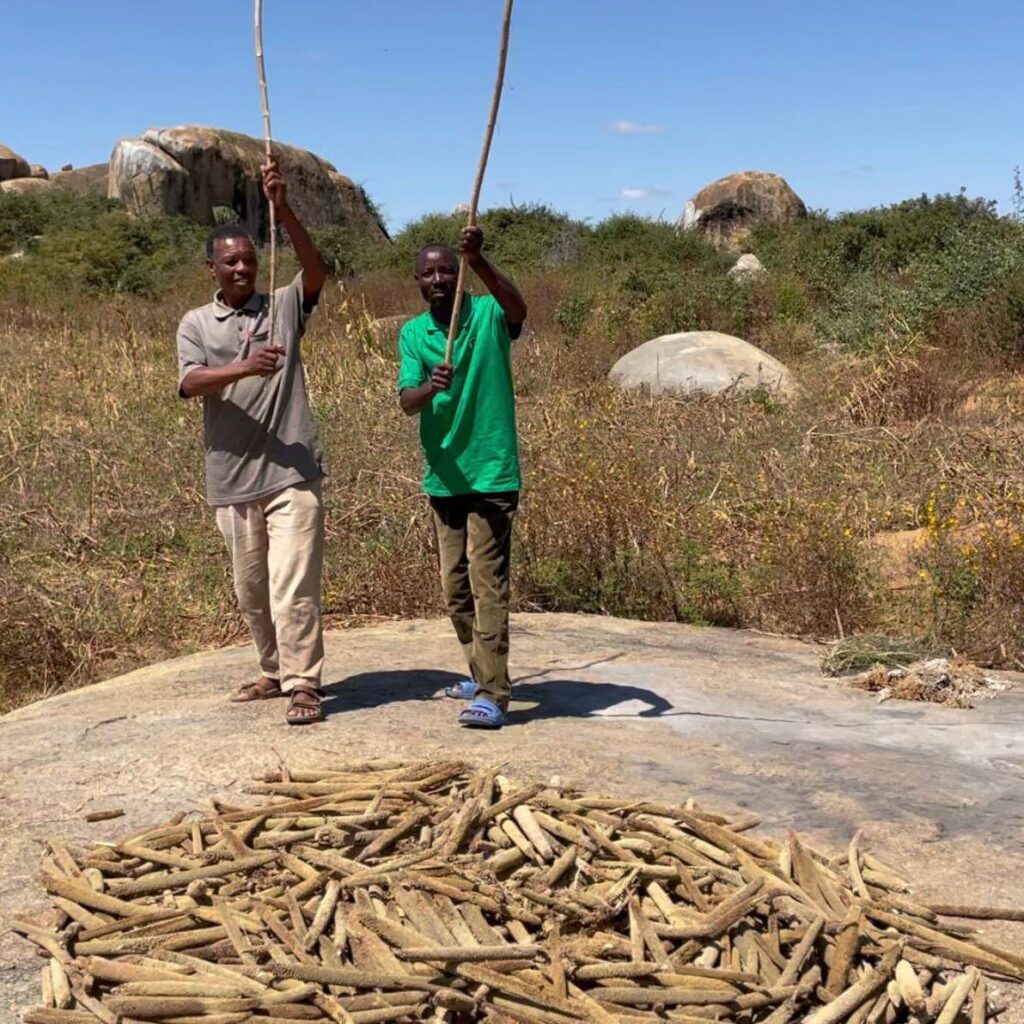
[254,0,277,348]
[444,0,515,367]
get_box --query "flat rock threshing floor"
[2,612,1023,1019]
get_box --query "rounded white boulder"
[609,330,796,398]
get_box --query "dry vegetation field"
[3,191,1024,710]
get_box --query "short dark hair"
[414,243,457,271]
[206,224,254,260]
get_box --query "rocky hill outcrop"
[0,178,54,195]
[0,144,109,196]
[109,126,389,246]
[50,163,109,195]
[0,144,31,182]
[680,170,806,249]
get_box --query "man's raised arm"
[262,159,327,305]
[460,226,527,330]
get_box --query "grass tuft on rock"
[822,635,936,677]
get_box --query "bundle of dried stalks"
[849,657,1010,708]
[821,636,933,678]
[14,760,1023,1023]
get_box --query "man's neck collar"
[429,294,471,330]
[213,287,262,319]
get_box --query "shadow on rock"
[322,670,673,725]
[321,670,462,716]
[504,679,673,724]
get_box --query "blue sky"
[4,1,1024,231]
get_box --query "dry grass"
[849,657,1010,708]
[821,635,935,677]
[4,265,1024,712]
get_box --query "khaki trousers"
[430,491,518,708]
[215,478,325,693]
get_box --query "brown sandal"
[230,677,283,702]
[286,685,325,725]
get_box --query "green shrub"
[583,213,722,272]
[32,212,205,295]
[1004,269,1024,326]
[754,192,1005,283]
[553,292,593,338]
[483,205,586,268]
[907,219,1024,307]
[0,189,120,255]
[765,273,810,321]
[385,205,586,273]
[313,226,363,278]
[0,193,46,253]
[626,273,752,342]
[671,541,743,626]
[0,187,205,298]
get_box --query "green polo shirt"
[398,293,521,497]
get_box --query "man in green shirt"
[398,226,527,728]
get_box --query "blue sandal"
[458,697,506,729]
[444,678,479,700]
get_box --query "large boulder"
[0,144,30,182]
[0,177,55,195]
[28,164,48,180]
[109,126,389,247]
[109,137,187,216]
[50,163,109,196]
[609,330,797,398]
[727,253,766,282]
[679,171,806,249]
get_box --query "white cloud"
[619,187,673,201]
[608,119,665,136]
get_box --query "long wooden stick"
[444,0,515,366]
[254,0,276,348]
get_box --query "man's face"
[207,236,258,307]
[414,247,458,309]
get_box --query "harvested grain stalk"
[11,759,1019,1023]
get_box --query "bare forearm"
[181,364,252,397]
[469,256,527,326]
[399,383,435,416]
[278,203,327,299]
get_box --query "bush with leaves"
[32,212,205,295]
[0,189,120,255]
[384,204,587,274]
[583,213,722,273]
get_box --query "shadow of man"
[321,669,672,725]
[502,678,672,724]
